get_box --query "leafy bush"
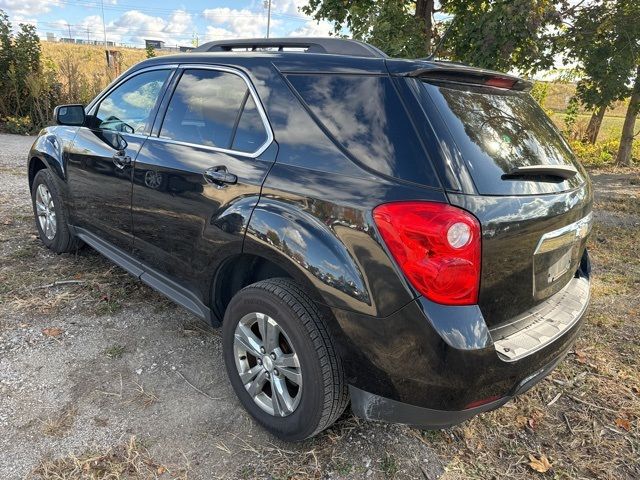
[2,115,33,134]
[571,139,639,167]
[0,10,59,131]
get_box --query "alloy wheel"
[233,312,302,417]
[35,184,57,240]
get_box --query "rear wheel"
[222,278,348,441]
[31,169,81,253]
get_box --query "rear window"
[287,74,438,187]
[422,82,585,195]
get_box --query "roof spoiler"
[392,61,533,92]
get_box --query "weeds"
[30,436,187,479]
[40,406,77,437]
[104,344,126,359]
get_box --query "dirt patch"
[1,133,639,479]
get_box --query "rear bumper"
[328,263,590,427]
[349,342,568,428]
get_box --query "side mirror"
[54,104,85,126]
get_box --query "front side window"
[95,69,170,134]
[160,69,268,153]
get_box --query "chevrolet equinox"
[28,38,592,441]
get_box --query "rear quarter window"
[421,81,586,195]
[286,74,439,187]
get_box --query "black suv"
[28,38,592,441]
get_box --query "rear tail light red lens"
[373,201,481,305]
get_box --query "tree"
[0,9,58,130]
[562,0,635,144]
[145,44,156,58]
[618,66,640,166]
[302,0,433,57]
[440,0,567,74]
[612,0,640,166]
[0,10,14,117]
[303,1,569,73]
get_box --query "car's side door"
[66,67,174,252]
[131,65,277,310]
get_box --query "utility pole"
[67,23,72,40]
[100,0,107,48]
[264,0,271,38]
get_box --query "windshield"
[422,81,586,195]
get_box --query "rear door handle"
[204,167,237,186]
[113,151,131,169]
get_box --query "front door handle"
[113,150,131,169]
[204,167,237,186]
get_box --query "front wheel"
[31,169,81,253]
[222,278,348,441]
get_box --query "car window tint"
[232,95,268,152]
[160,69,248,149]
[96,69,170,134]
[421,81,586,195]
[287,74,433,185]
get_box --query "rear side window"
[160,69,267,153]
[232,96,268,152]
[287,74,435,186]
[421,82,585,195]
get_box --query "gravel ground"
[1,133,638,480]
[0,133,443,479]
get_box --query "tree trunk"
[415,0,435,53]
[616,66,640,167]
[584,105,607,144]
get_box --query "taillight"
[373,201,481,305]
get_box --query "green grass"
[551,112,627,142]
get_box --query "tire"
[31,169,81,254]
[222,278,349,441]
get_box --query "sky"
[0,0,334,48]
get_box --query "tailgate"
[410,73,593,326]
[449,186,592,326]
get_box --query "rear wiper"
[503,165,578,181]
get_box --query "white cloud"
[203,7,281,40]
[287,19,333,37]
[0,0,60,16]
[46,9,194,46]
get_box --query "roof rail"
[192,37,388,58]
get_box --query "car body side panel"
[131,139,277,306]
[241,62,448,317]
[28,127,79,184]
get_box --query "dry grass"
[40,406,78,438]
[29,436,187,479]
[3,163,638,479]
[0,215,167,317]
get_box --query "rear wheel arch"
[210,252,324,322]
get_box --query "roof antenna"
[424,16,455,61]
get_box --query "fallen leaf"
[516,415,528,429]
[528,454,552,473]
[42,327,64,337]
[157,466,166,475]
[574,350,588,364]
[615,418,631,431]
